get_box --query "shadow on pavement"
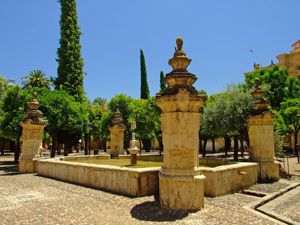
[0,160,18,176]
[130,201,189,222]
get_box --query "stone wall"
[36,159,159,197]
[36,158,258,197]
[201,162,258,197]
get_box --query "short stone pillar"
[128,121,139,165]
[19,93,48,173]
[248,79,280,181]
[156,38,206,211]
[109,108,125,158]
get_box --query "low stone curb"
[244,182,300,225]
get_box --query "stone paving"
[258,186,300,224]
[0,155,299,225]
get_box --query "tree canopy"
[201,84,253,159]
[245,65,288,109]
[159,71,166,93]
[279,98,300,153]
[22,70,51,89]
[55,0,85,102]
[140,49,150,99]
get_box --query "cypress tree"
[55,0,85,102]
[159,71,166,93]
[140,49,150,99]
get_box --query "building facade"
[277,40,300,80]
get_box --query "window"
[298,65,300,70]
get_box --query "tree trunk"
[233,135,239,161]
[199,135,203,154]
[139,140,142,155]
[64,142,69,156]
[202,138,207,157]
[240,136,244,157]
[88,134,91,152]
[142,139,151,152]
[9,140,15,152]
[212,138,216,153]
[294,129,299,156]
[1,139,5,155]
[14,138,21,163]
[84,134,89,155]
[245,129,250,149]
[158,139,163,155]
[104,140,107,152]
[224,136,231,157]
[10,141,17,162]
[50,135,57,158]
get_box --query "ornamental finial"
[176,38,183,51]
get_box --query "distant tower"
[277,40,300,80]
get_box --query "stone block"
[259,161,280,181]
[159,173,205,211]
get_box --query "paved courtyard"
[0,155,299,225]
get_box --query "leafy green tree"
[0,75,14,99]
[140,49,150,99]
[22,70,51,89]
[159,71,166,93]
[38,90,88,157]
[280,98,300,155]
[0,86,31,161]
[272,111,288,156]
[99,111,113,150]
[128,98,158,152]
[55,0,85,102]
[286,77,300,99]
[202,85,253,160]
[139,49,152,149]
[87,103,104,151]
[245,65,288,109]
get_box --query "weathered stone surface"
[109,126,125,157]
[156,38,206,211]
[201,162,258,197]
[248,110,280,180]
[19,93,47,173]
[36,158,159,197]
[159,174,205,211]
[109,108,125,157]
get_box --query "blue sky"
[1,1,299,101]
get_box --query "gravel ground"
[0,155,296,225]
[247,180,291,193]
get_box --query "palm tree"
[92,97,107,111]
[22,70,51,89]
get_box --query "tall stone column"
[109,108,125,158]
[156,38,206,211]
[19,93,48,173]
[248,79,280,181]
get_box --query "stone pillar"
[109,108,125,158]
[248,79,279,181]
[156,38,206,211]
[19,93,47,173]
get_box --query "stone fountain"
[128,121,139,165]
